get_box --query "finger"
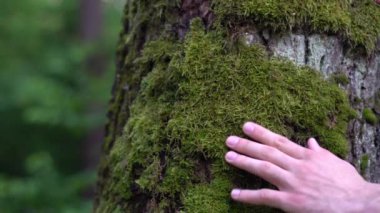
[225,151,291,188]
[226,136,298,170]
[231,189,300,212]
[243,122,307,159]
[307,138,321,151]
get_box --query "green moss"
[184,177,232,212]
[213,0,380,51]
[353,97,362,105]
[159,160,194,195]
[104,19,355,210]
[107,136,133,199]
[331,72,350,86]
[98,0,380,210]
[95,202,123,213]
[360,154,369,175]
[348,0,380,52]
[135,156,162,190]
[171,20,352,157]
[363,108,378,125]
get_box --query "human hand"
[225,122,380,212]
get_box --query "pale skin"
[225,122,380,212]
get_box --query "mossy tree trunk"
[95,0,380,212]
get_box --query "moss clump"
[105,19,355,211]
[360,154,369,175]
[184,177,232,213]
[331,72,350,86]
[213,0,380,51]
[353,97,362,105]
[363,108,378,125]
[169,20,353,158]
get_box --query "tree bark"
[95,0,380,212]
[79,0,104,171]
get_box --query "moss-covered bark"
[95,0,380,212]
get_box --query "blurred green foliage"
[0,0,122,211]
[0,152,96,212]
[0,0,118,128]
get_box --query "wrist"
[363,182,380,212]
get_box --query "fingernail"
[308,138,321,151]
[231,189,241,199]
[227,136,239,147]
[226,151,238,161]
[243,122,255,133]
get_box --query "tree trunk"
[79,0,104,171]
[95,0,380,212]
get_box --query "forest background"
[0,0,123,211]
